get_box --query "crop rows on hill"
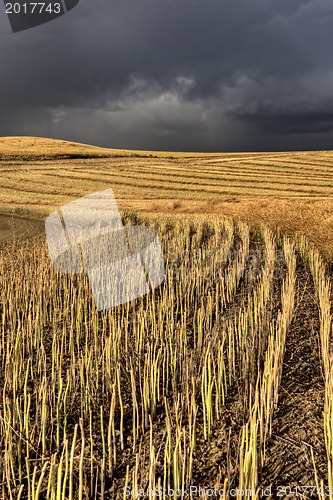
[1,150,333,214]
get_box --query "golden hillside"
[0,136,333,259]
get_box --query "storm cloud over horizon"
[1,0,333,152]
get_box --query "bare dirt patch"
[0,212,45,246]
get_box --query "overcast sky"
[1,0,333,152]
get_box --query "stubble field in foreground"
[1,137,333,498]
[0,215,333,498]
[0,136,333,260]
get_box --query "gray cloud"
[1,0,333,151]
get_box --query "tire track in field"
[260,254,326,498]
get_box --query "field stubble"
[1,137,333,497]
[0,214,332,498]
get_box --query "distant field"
[0,136,333,259]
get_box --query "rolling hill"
[0,136,333,259]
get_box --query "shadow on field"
[0,213,45,246]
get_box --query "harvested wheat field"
[0,136,333,259]
[0,216,333,498]
[1,137,333,499]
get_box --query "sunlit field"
[0,137,333,259]
[1,137,333,498]
[0,214,332,498]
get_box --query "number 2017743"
[5,3,62,14]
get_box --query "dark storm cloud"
[1,0,333,151]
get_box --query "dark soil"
[0,212,44,246]
[260,253,326,499]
